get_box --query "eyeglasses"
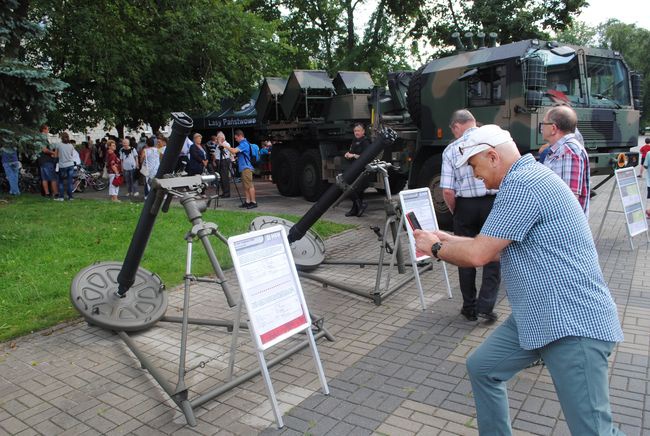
[458,142,495,155]
[538,122,554,133]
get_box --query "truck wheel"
[273,148,301,197]
[299,149,329,202]
[416,154,453,231]
[406,65,426,129]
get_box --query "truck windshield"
[585,56,630,107]
[537,49,582,103]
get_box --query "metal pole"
[595,176,618,243]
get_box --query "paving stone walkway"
[1,174,649,435]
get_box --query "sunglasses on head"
[458,142,495,155]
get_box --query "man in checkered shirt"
[540,105,590,215]
[440,109,500,323]
[414,124,624,435]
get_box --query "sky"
[578,0,650,30]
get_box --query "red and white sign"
[228,226,311,350]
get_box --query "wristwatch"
[431,242,443,259]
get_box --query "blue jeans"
[466,315,624,435]
[57,165,75,199]
[3,161,20,195]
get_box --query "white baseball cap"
[455,124,513,168]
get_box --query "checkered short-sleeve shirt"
[481,154,623,350]
[440,127,498,197]
[543,133,590,215]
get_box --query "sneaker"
[460,308,477,321]
[246,202,258,209]
[54,197,64,202]
[238,202,250,208]
[478,312,498,324]
[133,192,139,197]
[111,198,122,203]
[68,197,74,201]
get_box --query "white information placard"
[399,188,440,261]
[228,226,311,351]
[616,167,648,237]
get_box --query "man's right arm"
[442,189,456,214]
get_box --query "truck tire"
[299,149,329,202]
[406,64,426,129]
[416,154,453,231]
[273,148,301,197]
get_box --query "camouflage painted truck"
[254,38,641,226]
[254,70,412,202]
[405,37,641,227]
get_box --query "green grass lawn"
[0,195,353,342]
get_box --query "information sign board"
[399,188,440,261]
[228,226,310,351]
[615,167,648,237]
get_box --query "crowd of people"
[1,125,272,205]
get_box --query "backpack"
[247,143,259,166]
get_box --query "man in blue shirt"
[414,124,624,435]
[224,129,256,208]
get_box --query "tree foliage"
[31,0,292,133]
[10,0,595,137]
[0,0,66,155]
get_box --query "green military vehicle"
[239,37,642,226]
[255,70,412,201]
[406,37,641,227]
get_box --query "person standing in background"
[140,137,160,199]
[1,143,21,196]
[440,109,500,323]
[638,137,650,178]
[37,124,58,199]
[344,123,371,217]
[119,138,139,197]
[106,140,121,202]
[53,132,76,201]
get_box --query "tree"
[248,0,589,81]
[31,0,292,134]
[0,0,66,155]
[555,20,598,45]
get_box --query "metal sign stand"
[595,168,650,250]
[383,211,453,310]
[228,226,330,428]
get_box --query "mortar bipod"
[303,161,424,305]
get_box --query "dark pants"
[124,169,137,194]
[453,195,500,314]
[215,159,230,196]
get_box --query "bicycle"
[73,166,108,193]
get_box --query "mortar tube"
[116,112,193,296]
[288,130,395,243]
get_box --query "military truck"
[229,37,642,225]
[254,70,412,201]
[405,37,641,226]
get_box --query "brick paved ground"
[1,172,649,435]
